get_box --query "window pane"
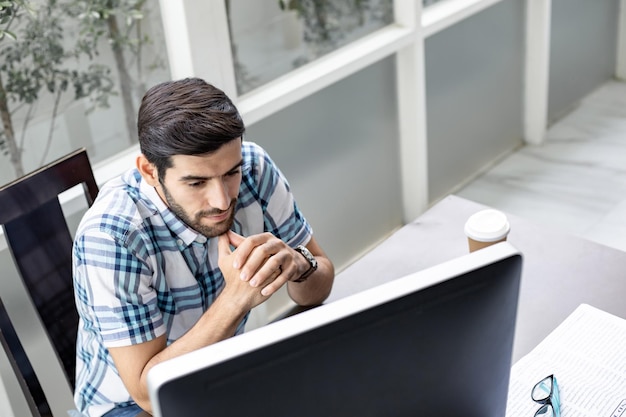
[0,1,170,185]
[227,0,394,95]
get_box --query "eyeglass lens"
[532,375,553,403]
[531,375,560,417]
[535,404,555,417]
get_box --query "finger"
[217,233,233,257]
[231,233,265,271]
[237,237,283,281]
[270,264,283,280]
[227,231,245,268]
[248,256,281,287]
[258,265,282,287]
[260,274,288,297]
[227,230,245,248]
[233,232,278,268]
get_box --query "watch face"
[295,245,317,282]
[298,245,317,267]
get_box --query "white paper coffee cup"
[464,209,510,252]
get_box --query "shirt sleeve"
[74,227,166,348]
[239,142,313,247]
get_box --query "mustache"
[197,200,236,217]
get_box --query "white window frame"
[617,0,626,80]
[157,0,511,222]
[3,0,621,247]
[1,0,519,252]
[524,0,551,145]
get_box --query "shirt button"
[176,239,184,247]
[196,236,207,244]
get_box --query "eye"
[188,181,204,188]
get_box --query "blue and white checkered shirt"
[72,142,312,416]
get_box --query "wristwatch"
[293,245,318,282]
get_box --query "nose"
[207,179,231,211]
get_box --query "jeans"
[102,404,144,417]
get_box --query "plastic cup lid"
[464,209,510,242]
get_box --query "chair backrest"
[0,148,98,417]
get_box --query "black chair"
[0,328,41,416]
[0,148,99,417]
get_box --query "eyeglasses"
[531,374,561,417]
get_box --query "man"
[72,78,335,416]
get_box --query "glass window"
[226,0,393,95]
[0,1,170,185]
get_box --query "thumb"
[227,230,245,248]
[217,232,233,257]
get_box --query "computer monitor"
[148,242,522,417]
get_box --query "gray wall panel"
[246,57,402,271]
[425,0,525,202]
[548,0,619,122]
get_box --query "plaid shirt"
[72,142,312,416]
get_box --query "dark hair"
[137,78,246,178]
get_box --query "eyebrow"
[178,159,244,182]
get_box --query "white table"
[326,195,626,361]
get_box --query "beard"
[160,183,237,238]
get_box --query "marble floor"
[457,79,626,252]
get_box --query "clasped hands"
[218,230,304,307]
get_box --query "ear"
[136,154,160,187]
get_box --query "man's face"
[156,140,243,238]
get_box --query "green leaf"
[0,30,17,40]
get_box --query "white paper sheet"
[506,304,626,417]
